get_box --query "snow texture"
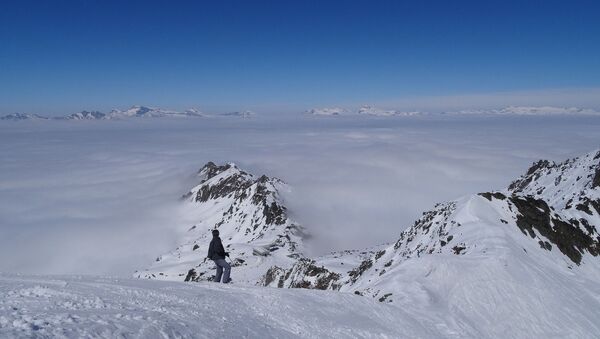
[0,274,445,338]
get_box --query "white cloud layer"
[0,115,599,275]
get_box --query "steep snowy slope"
[0,274,446,338]
[262,150,600,337]
[135,162,306,283]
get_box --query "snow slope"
[263,150,600,337]
[0,274,446,338]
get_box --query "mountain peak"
[305,107,348,116]
[138,162,305,282]
[508,149,600,210]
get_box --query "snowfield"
[0,274,444,338]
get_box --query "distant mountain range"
[0,113,50,121]
[0,106,255,121]
[304,105,600,117]
[445,105,600,115]
[4,105,600,121]
[305,105,423,116]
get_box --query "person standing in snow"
[207,229,231,283]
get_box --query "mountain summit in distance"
[0,106,259,120]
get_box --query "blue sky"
[1,0,599,114]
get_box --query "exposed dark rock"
[538,240,552,251]
[576,202,593,215]
[589,199,600,215]
[314,272,341,290]
[192,244,199,251]
[262,259,340,290]
[378,293,393,302]
[198,162,231,181]
[263,266,284,286]
[196,173,252,202]
[263,202,286,225]
[452,245,466,255]
[375,250,386,260]
[528,160,552,175]
[508,160,557,192]
[594,167,600,188]
[348,259,373,284]
[394,202,456,253]
[291,280,312,288]
[478,192,507,201]
[580,218,597,235]
[510,195,599,265]
[184,269,198,282]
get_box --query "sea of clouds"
[0,114,599,275]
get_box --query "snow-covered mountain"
[304,107,349,116]
[135,162,306,283]
[107,105,206,119]
[262,150,600,337]
[1,106,211,121]
[448,106,600,115]
[0,113,48,121]
[304,106,422,117]
[60,110,107,120]
[358,105,423,117]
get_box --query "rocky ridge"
[135,162,305,283]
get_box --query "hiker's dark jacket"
[207,236,226,260]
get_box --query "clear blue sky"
[1,0,599,114]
